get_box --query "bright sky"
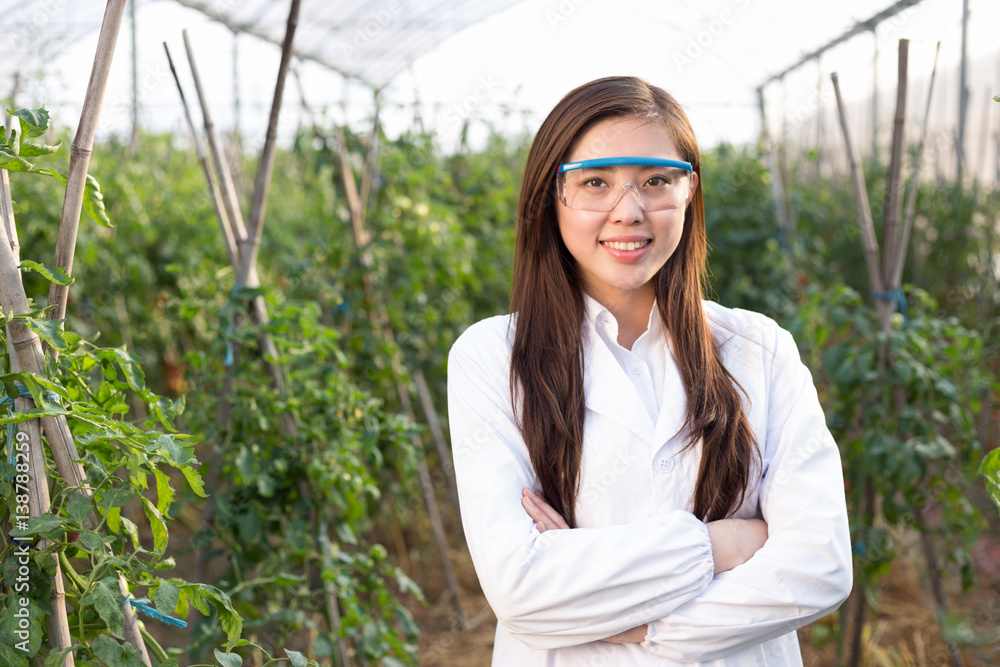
[4,0,999,152]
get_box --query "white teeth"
[603,240,649,251]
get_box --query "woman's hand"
[520,488,569,533]
[706,518,768,574]
[521,489,648,644]
[601,625,648,644]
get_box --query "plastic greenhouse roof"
[2,0,996,151]
[170,0,528,89]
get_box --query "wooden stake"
[830,72,891,332]
[164,41,238,268]
[414,369,460,512]
[183,29,247,248]
[881,39,908,289]
[237,0,301,291]
[756,87,794,275]
[891,42,940,291]
[46,0,127,324]
[2,169,75,666]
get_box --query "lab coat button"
[631,365,642,376]
[656,456,674,473]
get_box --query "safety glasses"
[555,157,693,212]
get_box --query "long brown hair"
[509,76,758,527]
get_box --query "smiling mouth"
[601,240,650,251]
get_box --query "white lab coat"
[446,300,852,666]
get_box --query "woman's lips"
[599,238,652,262]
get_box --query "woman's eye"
[645,175,670,187]
[582,177,607,188]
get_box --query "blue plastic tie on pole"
[121,594,188,628]
[870,287,909,327]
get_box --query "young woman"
[447,76,851,666]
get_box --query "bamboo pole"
[957,0,969,183]
[180,30,294,434]
[182,29,247,248]
[831,72,892,332]
[881,39,908,289]
[163,41,238,268]
[129,0,139,151]
[233,0,301,440]
[891,42,940,291]
[359,95,381,219]
[2,181,153,667]
[236,0,301,292]
[756,87,794,275]
[2,169,75,666]
[46,0,127,324]
[414,369,460,512]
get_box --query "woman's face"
[556,117,698,309]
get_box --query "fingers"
[521,488,570,532]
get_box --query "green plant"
[0,107,237,666]
[794,283,995,651]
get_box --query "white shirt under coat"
[446,297,852,666]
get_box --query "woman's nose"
[609,183,644,224]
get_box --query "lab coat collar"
[580,295,658,442]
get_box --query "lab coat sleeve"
[448,319,714,650]
[643,322,853,662]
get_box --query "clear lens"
[557,165,690,212]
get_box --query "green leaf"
[84,173,113,228]
[182,584,243,649]
[140,493,168,552]
[32,167,65,183]
[285,649,308,667]
[214,649,242,667]
[13,107,50,138]
[0,146,34,172]
[17,315,68,352]
[939,609,1000,645]
[97,485,134,513]
[90,634,148,667]
[19,140,61,157]
[19,260,73,286]
[78,530,104,552]
[9,513,64,538]
[113,348,145,391]
[120,515,141,547]
[181,464,207,498]
[44,645,86,667]
[80,577,125,639]
[153,578,180,616]
[980,448,1000,515]
[152,467,175,515]
[105,505,122,533]
[0,596,44,656]
[66,491,93,524]
[151,433,197,467]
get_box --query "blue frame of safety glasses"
[556,156,693,174]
